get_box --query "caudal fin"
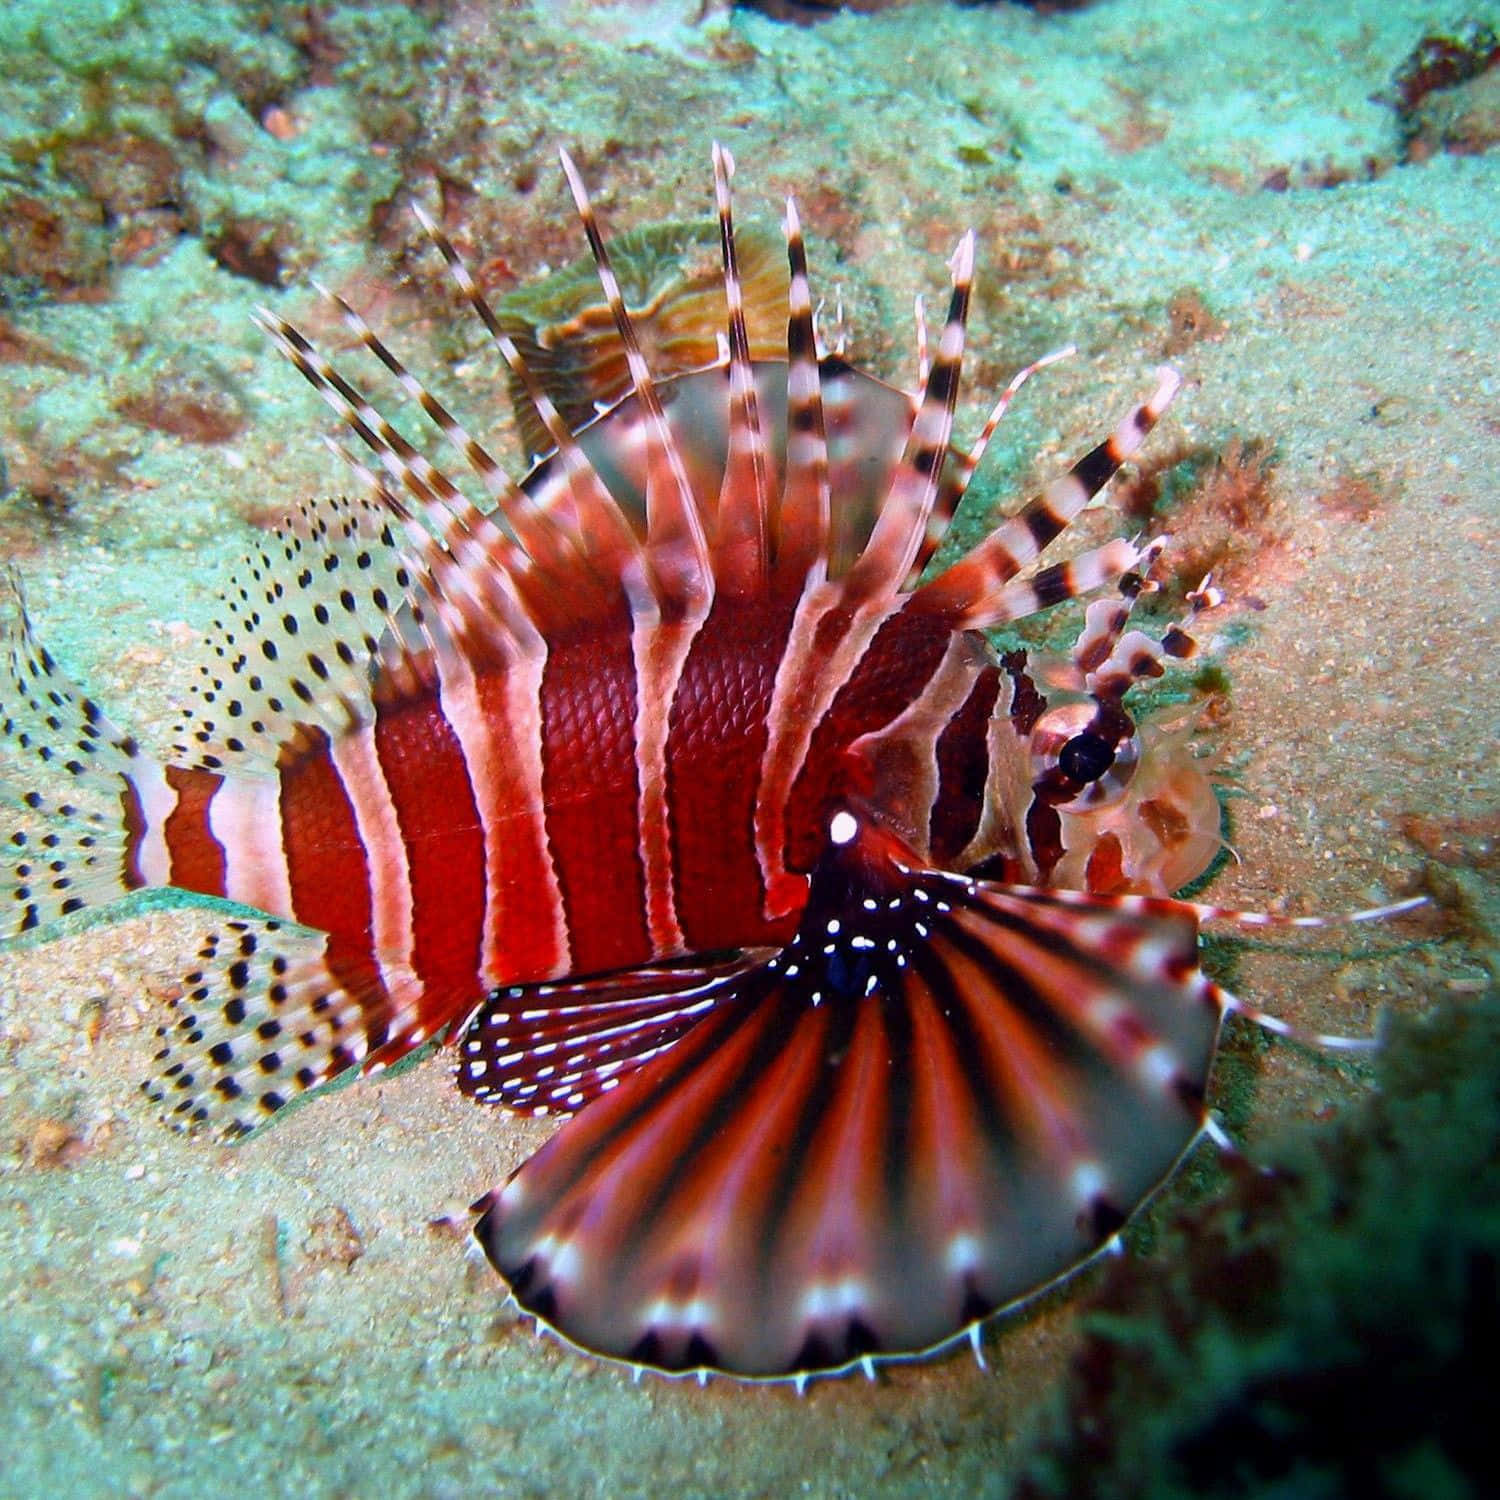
[0,569,154,936]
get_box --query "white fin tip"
[948,230,976,282]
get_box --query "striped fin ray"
[473,806,1221,1381]
[409,201,653,623]
[977,536,1145,629]
[256,307,588,674]
[749,230,988,915]
[308,279,591,610]
[456,950,768,1116]
[1052,544,1226,699]
[947,344,1078,508]
[842,233,975,606]
[709,142,772,597]
[168,479,534,786]
[253,310,546,663]
[254,306,488,545]
[141,915,433,1139]
[559,148,713,621]
[773,197,832,588]
[911,367,1180,629]
[314,446,546,683]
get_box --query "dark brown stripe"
[119,777,146,891]
[1162,625,1196,658]
[1029,560,1081,609]
[1024,501,1068,553]
[929,665,1001,864]
[1000,650,1047,735]
[1071,438,1118,496]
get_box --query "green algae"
[1012,986,1500,1500]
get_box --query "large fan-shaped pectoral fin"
[474,809,1222,1381]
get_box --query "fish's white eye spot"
[1069,1159,1106,1207]
[945,1231,983,1275]
[829,809,859,846]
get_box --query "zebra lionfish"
[0,148,1418,1385]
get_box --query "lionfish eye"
[1032,703,1140,811]
[1058,731,1115,784]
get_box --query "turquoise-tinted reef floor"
[1,1,1495,1495]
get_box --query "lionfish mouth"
[0,143,1423,1389]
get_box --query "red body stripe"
[374,698,487,1009]
[279,729,376,969]
[667,600,794,952]
[540,630,650,976]
[163,765,226,895]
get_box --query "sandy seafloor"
[0,1,1496,1495]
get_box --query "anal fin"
[142,916,434,1141]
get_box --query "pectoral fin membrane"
[473,809,1221,1380]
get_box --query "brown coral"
[115,355,248,445]
[1389,21,1500,161]
[1118,438,1292,607]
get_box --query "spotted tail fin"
[0,568,160,937]
[472,805,1222,1382]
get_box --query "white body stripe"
[328,723,413,967]
[844,632,988,863]
[632,615,701,956]
[130,760,179,889]
[956,675,1034,875]
[434,642,567,985]
[753,577,898,918]
[209,774,295,916]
